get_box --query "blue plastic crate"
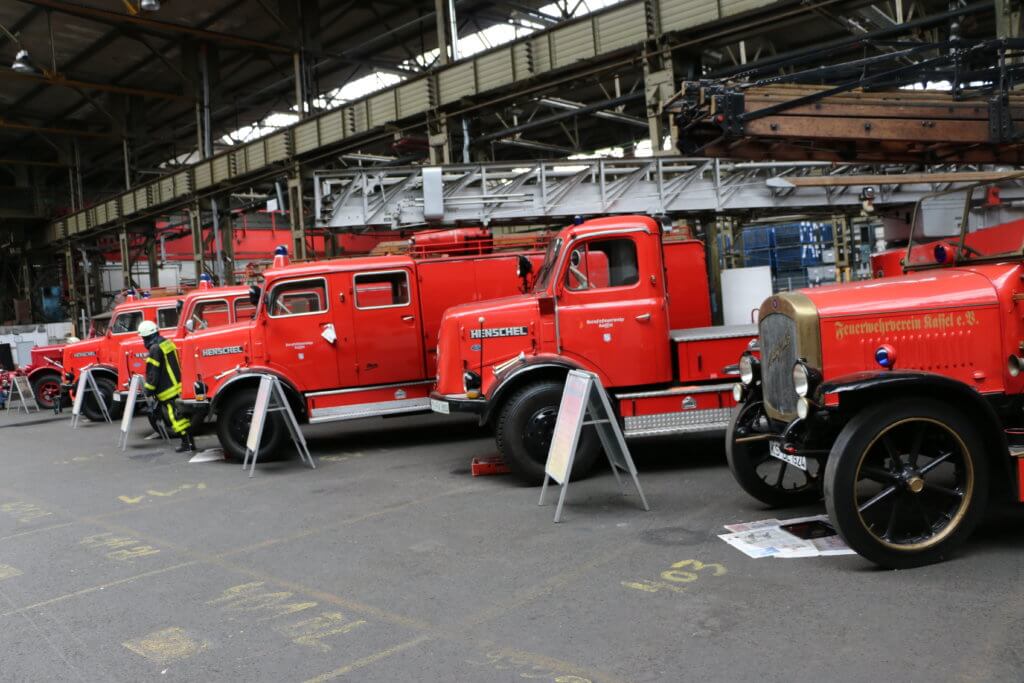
[773,222,803,246]
[774,245,804,268]
[741,226,773,250]
[743,249,773,267]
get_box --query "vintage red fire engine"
[113,277,252,405]
[728,186,1024,568]
[430,215,757,483]
[61,293,181,421]
[177,229,548,460]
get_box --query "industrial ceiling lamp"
[11,49,34,73]
[139,0,160,11]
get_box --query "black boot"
[175,433,195,454]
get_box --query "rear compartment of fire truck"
[3,2,1024,680]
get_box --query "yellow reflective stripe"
[144,383,156,390]
[159,340,179,387]
[156,384,182,402]
[165,404,190,434]
[146,357,160,367]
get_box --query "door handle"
[635,313,651,322]
[402,315,415,322]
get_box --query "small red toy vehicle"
[430,215,757,484]
[728,182,1024,568]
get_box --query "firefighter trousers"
[159,399,192,436]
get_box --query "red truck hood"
[443,292,540,324]
[801,264,1012,318]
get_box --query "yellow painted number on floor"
[660,559,727,584]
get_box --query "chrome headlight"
[739,353,759,386]
[793,362,810,397]
[797,396,810,419]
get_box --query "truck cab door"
[555,234,672,386]
[263,276,340,391]
[350,268,425,385]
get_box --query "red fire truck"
[429,215,757,484]
[728,186,1024,568]
[62,294,181,421]
[113,280,253,405]
[175,230,548,460]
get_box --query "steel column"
[118,226,132,290]
[189,202,204,281]
[147,236,160,288]
[288,164,307,260]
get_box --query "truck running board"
[309,398,431,424]
[622,407,733,438]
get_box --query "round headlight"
[732,383,744,402]
[797,397,810,420]
[793,362,810,397]
[1009,355,1023,378]
[739,354,756,385]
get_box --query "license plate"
[769,440,807,471]
[430,398,450,414]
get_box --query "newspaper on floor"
[719,514,855,558]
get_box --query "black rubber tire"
[30,372,63,410]
[726,402,822,508]
[215,387,285,461]
[823,398,989,569]
[494,380,600,486]
[81,377,119,422]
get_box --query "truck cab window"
[158,307,180,329]
[354,271,410,309]
[190,300,229,330]
[111,311,143,334]
[234,298,257,321]
[565,238,638,291]
[268,279,328,317]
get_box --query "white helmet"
[137,320,158,338]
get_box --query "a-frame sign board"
[242,374,316,477]
[539,370,649,522]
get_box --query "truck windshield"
[905,181,1024,269]
[531,238,562,292]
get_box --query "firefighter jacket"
[144,335,184,402]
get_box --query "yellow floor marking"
[0,564,22,581]
[122,627,208,665]
[304,634,432,683]
[0,561,197,618]
[0,522,74,543]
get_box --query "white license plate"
[769,440,807,471]
[430,398,450,414]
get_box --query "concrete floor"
[0,408,1021,683]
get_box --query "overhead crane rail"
[313,158,1024,228]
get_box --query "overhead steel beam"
[0,119,117,139]
[15,0,294,53]
[0,62,192,100]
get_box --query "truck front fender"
[211,368,307,421]
[818,370,1013,498]
[482,355,585,424]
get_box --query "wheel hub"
[897,467,925,494]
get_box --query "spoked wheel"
[824,398,988,569]
[726,401,822,507]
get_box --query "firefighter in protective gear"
[139,320,196,453]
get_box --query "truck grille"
[759,312,799,417]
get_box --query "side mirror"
[248,285,262,307]
[185,319,195,333]
[516,254,533,278]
